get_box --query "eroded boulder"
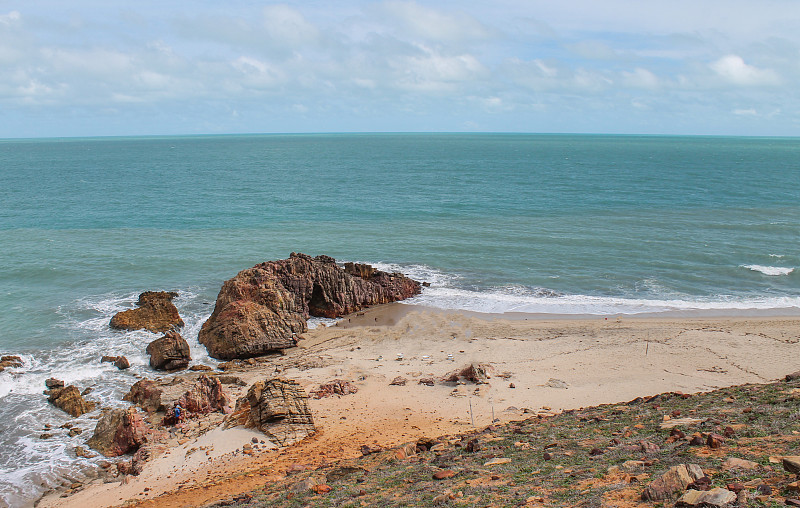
[198,253,421,360]
[242,378,315,446]
[110,291,184,333]
[86,407,157,457]
[122,379,163,413]
[174,374,232,415]
[47,385,96,417]
[642,463,705,501]
[0,355,23,372]
[146,331,191,371]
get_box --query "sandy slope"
[38,306,800,508]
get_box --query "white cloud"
[709,54,780,86]
[0,10,20,25]
[733,108,757,116]
[262,4,319,47]
[380,1,492,43]
[622,68,660,89]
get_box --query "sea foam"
[742,264,795,276]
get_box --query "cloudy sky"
[2,1,799,137]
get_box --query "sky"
[2,1,800,137]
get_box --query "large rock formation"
[110,291,184,333]
[46,384,97,417]
[146,331,191,371]
[199,253,421,359]
[174,374,232,415]
[123,379,164,413]
[240,378,315,446]
[86,407,160,457]
[0,355,23,373]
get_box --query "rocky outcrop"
[0,355,23,372]
[101,355,130,370]
[239,378,315,446]
[198,253,421,359]
[123,379,163,413]
[146,331,191,371]
[87,407,159,457]
[174,375,232,415]
[311,379,358,399]
[642,463,705,501]
[110,291,184,333]
[46,384,97,417]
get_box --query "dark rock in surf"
[101,355,130,370]
[198,253,421,360]
[146,331,191,371]
[47,385,97,417]
[110,291,184,333]
[0,355,23,372]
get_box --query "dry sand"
[39,305,800,508]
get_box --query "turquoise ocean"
[0,133,799,505]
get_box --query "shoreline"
[37,307,800,508]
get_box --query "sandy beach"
[38,305,800,508]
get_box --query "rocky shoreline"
[29,254,422,504]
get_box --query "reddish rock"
[122,379,163,413]
[389,376,407,386]
[706,433,725,449]
[198,253,421,359]
[146,331,191,371]
[174,374,232,415]
[433,469,456,480]
[642,463,705,501]
[101,355,130,370]
[242,378,315,446]
[0,355,23,372]
[110,291,184,333]
[311,379,358,399]
[87,408,159,457]
[47,385,96,417]
[443,364,489,384]
[360,444,383,456]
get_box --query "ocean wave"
[741,264,795,276]
[406,285,800,315]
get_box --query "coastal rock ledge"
[110,291,184,333]
[198,253,421,360]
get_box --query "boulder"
[146,331,191,371]
[676,487,736,507]
[47,385,96,417]
[242,378,315,446]
[0,355,23,372]
[443,364,489,384]
[101,355,130,370]
[174,374,232,415]
[86,407,156,457]
[45,378,64,390]
[642,464,705,501]
[198,253,421,359]
[123,379,164,413]
[311,379,358,399]
[110,291,184,333]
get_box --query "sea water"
[0,133,798,505]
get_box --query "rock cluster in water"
[198,253,421,360]
[110,291,184,333]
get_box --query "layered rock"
[239,378,315,446]
[87,407,159,457]
[101,355,130,370]
[110,291,184,333]
[0,355,23,372]
[46,384,97,417]
[123,379,163,413]
[174,374,232,415]
[199,253,421,359]
[146,331,191,371]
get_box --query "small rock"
[544,378,569,389]
[189,365,213,372]
[589,448,604,456]
[784,457,800,474]
[689,433,705,446]
[508,382,515,388]
[484,458,511,466]
[639,440,660,453]
[311,484,332,494]
[433,470,456,480]
[360,444,382,456]
[706,433,725,449]
[722,457,759,470]
[418,378,435,386]
[786,371,800,381]
[642,463,705,501]
[543,452,553,461]
[291,477,319,493]
[389,376,407,386]
[45,378,64,390]
[676,487,736,507]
